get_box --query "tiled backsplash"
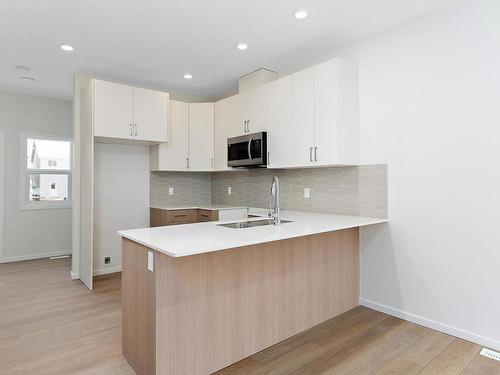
[151,171,212,206]
[211,165,387,219]
[151,165,387,219]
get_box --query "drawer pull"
[174,214,187,218]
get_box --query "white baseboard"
[0,251,71,264]
[94,266,122,276]
[70,270,80,280]
[360,298,500,351]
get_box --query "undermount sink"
[217,219,292,229]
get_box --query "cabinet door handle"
[247,120,250,133]
[186,158,189,169]
[314,146,318,162]
[243,120,247,133]
[129,123,133,136]
[267,151,270,166]
[134,123,138,137]
[309,147,313,162]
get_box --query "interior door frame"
[0,130,5,261]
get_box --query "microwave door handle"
[247,137,253,162]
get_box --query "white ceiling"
[1,0,461,101]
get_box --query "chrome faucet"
[269,176,281,225]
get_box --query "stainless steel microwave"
[227,132,267,167]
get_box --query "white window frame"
[20,133,73,210]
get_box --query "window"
[21,134,72,209]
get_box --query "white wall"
[0,91,72,262]
[335,0,500,349]
[93,143,150,275]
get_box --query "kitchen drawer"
[166,209,198,225]
[150,208,168,227]
[198,209,219,222]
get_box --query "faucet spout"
[270,176,281,225]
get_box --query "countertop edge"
[118,218,387,258]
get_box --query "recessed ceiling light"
[294,9,308,19]
[60,44,74,52]
[236,43,248,51]
[183,74,193,80]
[19,76,37,82]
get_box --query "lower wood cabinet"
[198,209,219,222]
[150,208,219,227]
[150,208,168,227]
[166,209,198,225]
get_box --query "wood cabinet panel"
[122,238,156,375]
[148,228,359,375]
[198,209,219,222]
[150,208,220,227]
[166,209,198,225]
[150,208,168,227]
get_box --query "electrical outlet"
[168,187,174,196]
[304,188,310,198]
[227,187,232,195]
[104,256,111,265]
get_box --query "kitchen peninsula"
[118,209,385,375]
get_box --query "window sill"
[21,202,72,210]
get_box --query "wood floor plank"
[0,258,132,375]
[1,257,498,375]
[419,338,481,375]
[461,352,500,375]
[251,306,386,365]
[324,321,428,375]
[287,316,406,374]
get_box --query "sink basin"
[218,219,292,229]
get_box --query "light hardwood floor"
[1,257,499,375]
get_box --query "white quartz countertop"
[118,208,387,258]
[149,204,248,211]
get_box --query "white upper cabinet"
[233,85,267,135]
[188,103,214,171]
[267,57,359,169]
[152,56,359,173]
[151,100,189,171]
[214,96,233,171]
[292,67,316,167]
[133,87,169,142]
[93,80,134,139]
[266,75,293,168]
[151,101,214,172]
[92,79,169,143]
[313,58,359,166]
